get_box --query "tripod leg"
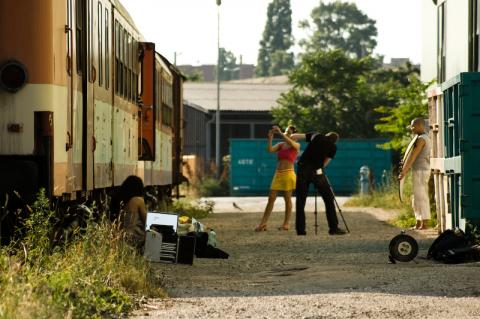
[314,190,318,235]
[324,174,350,233]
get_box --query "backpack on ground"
[427,229,480,264]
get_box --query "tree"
[375,76,433,152]
[217,48,239,81]
[185,70,204,82]
[300,1,377,59]
[256,0,294,77]
[271,49,419,138]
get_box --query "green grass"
[345,173,436,229]
[0,190,165,319]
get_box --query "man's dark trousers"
[295,163,338,234]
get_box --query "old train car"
[0,0,184,240]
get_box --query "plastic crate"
[440,72,480,228]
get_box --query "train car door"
[66,0,76,195]
[93,0,113,189]
[139,42,156,186]
[73,0,89,193]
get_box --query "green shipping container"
[230,139,392,196]
[441,72,480,228]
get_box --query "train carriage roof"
[113,0,144,40]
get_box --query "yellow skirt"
[270,168,296,191]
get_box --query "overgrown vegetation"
[157,197,215,220]
[0,189,164,319]
[375,76,433,152]
[345,173,437,229]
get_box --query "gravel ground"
[133,197,480,319]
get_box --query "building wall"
[421,0,438,82]
[445,0,469,80]
[206,111,273,166]
[178,64,255,82]
[421,0,470,82]
[183,103,210,158]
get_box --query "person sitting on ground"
[398,118,431,230]
[255,125,300,232]
[111,175,147,248]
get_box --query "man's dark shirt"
[298,133,336,170]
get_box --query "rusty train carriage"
[0,0,184,215]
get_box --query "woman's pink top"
[277,143,298,163]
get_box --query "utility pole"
[215,0,221,177]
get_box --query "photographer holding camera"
[291,131,347,236]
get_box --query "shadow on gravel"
[154,209,480,299]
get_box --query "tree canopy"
[271,49,420,139]
[217,48,239,81]
[256,0,294,77]
[300,1,377,59]
[375,76,432,152]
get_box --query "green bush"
[171,198,215,220]
[155,197,214,220]
[196,177,229,197]
[0,190,165,319]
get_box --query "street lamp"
[215,0,221,177]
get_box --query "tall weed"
[345,172,436,228]
[0,190,165,319]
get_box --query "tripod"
[313,170,350,235]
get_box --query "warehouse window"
[437,3,446,83]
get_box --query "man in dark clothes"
[292,131,346,236]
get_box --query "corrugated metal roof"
[183,82,292,111]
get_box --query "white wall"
[421,0,438,83]
[445,0,469,80]
[421,0,471,83]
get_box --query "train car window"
[97,2,103,87]
[120,25,124,97]
[76,0,84,75]
[127,33,131,101]
[132,38,136,102]
[105,9,109,89]
[156,71,159,110]
[115,20,119,94]
[161,82,173,127]
[67,0,72,75]
[132,39,136,102]
[88,0,93,82]
[123,30,128,99]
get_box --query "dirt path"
[133,199,480,318]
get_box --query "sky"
[120,0,422,66]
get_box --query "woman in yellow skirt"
[255,125,300,231]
